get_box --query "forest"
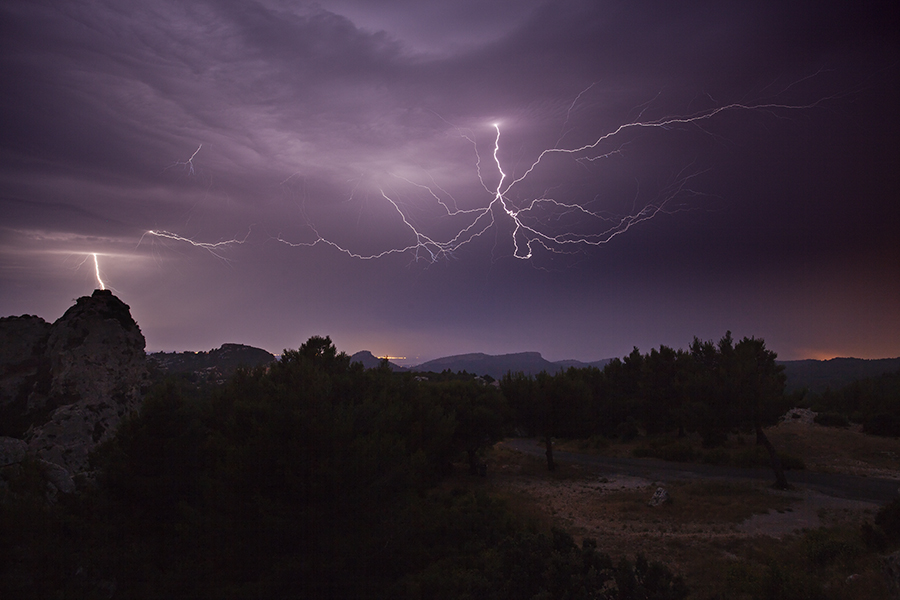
[2,332,900,598]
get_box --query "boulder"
[648,486,671,507]
[883,550,900,600]
[38,459,76,495]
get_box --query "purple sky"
[1,1,898,364]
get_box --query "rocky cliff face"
[0,315,51,427]
[0,290,147,478]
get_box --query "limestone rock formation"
[0,315,51,416]
[0,436,27,467]
[24,290,148,474]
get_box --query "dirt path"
[505,438,900,504]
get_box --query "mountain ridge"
[349,349,900,390]
[154,343,900,393]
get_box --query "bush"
[876,499,900,546]
[634,440,696,462]
[813,412,850,428]
[632,447,651,458]
[701,447,730,465]
[732,447,804,470]
[864,499,900,551]
[804,528,862,568]
[617,418,640,443]
[778,452,805,471]
[576,435,610,451]
[701,429,728,449]
[863,413,900,437]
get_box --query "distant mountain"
[779,357,900,393]
[350,351,407,371]
[149,343,276,382]
[412,352,552,378]
[338,345,900,392]
[408,352,611,379]
[405,352,900,390]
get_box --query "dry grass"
[767,419,900,478]
[558,415,900,479]
[479,425,900,599]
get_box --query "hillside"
[412,351,555,378]
[349,350,407,371]
[148,343,276,382]
[779,357,900,393]
[401,351,900,390]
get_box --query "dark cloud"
[0,0,897,361]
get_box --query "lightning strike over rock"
[92,253,105,290]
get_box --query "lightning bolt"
[166,144,203,175]
[274,88,832,265]
[139,229,250,261]
[92,253,105,290]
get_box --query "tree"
[428,380,509,474]
[731,336,790,489]
[501,372,554,469]
[690,332,790,488]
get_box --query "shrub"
[778,452,805,471]
[617,418,640,443]
[701,429,728,449]
[875,498,900,546]
[804,528,862,568]
[701,447,730,465]
[632,440,696,463]
[813,412,850,428]
[576,435,610,451]
[732,447,804,470]
[659,442,696,463]
[863,413,900,437]
[864,499,900,552]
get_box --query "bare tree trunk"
[756,424,789,490]
[544,433,556,472]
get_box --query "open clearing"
[480,414,900,598]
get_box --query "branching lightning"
[151,87,831,267]
[139,229,250,261]
[166,144,203,175]
[276,92,828,264]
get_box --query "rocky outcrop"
[26,290,147,474]
[883,550,900,600]
[0,315,51,416]
[0,290,147,481]
[0,436,28,467]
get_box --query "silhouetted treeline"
[503,332,792,486]
[1,335,687,599]
[805,367,900,436]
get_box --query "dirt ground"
[483,412,900,597]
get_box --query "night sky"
[1,1,898,365]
